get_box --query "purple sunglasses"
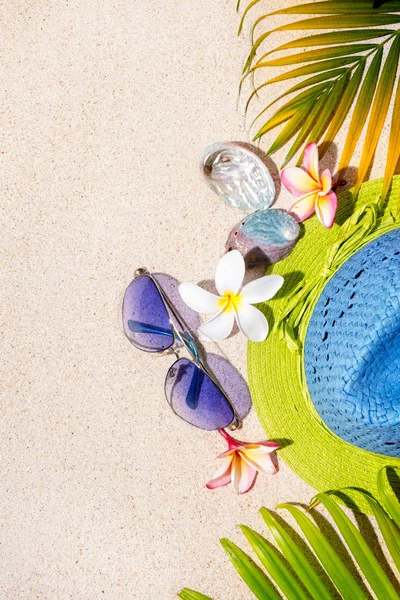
[122,268,242,431]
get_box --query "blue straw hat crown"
[305,228,400,458]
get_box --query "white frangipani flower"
[178,250,283,343]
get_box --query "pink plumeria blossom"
[281,142,337,228]
[206,429,279,495]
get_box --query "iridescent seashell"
[226,209,300,266]
[199,142,275,212]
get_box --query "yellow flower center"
[218,291,242,313]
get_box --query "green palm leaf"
[266,0,400,16]
[245,15,400,71]
[282,87,332,167]
[355,34,400,193]
[259,508,332,600]
[316,487,400,579]
[178,591,214,600]
[277,503,369,599]
[179,469,400,600]
[298,72,350,161]
[320,60,365,157]
[253,84,329,138]
[249,3,400,42]
[338,46,383,173]
[239,0,400,200]
[311,492,400,599]
[254,29,393,68]
[378,466,400,528]
[240,525,310,600]
[361,489,400,574]
[257,44,376,67]
[249,68,347,122]
[247,56,361,86]
[238,1,400,36]
[221,538,282,600]
[383,72,400,198]
[263,29,396,53]
[261,99,316,151]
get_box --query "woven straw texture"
[247,176,400,513]
[305,228,400,457]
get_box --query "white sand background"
[1,1,396,598]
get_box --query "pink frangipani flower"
[206,429,280,494]
[281,142,337,228]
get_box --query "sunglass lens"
[123,275,174,352]
[165,358,234,430]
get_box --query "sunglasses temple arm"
[147,274,242,430]
[149,277,201,361]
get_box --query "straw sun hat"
[247,176,400,513]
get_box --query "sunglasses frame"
[125,267,242,431]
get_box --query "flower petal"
[241,449,278,474]
[316,190,337,228]
[241,275,284,304]
[235,303,269,342]
[206,457,233,490]
[215,250,245,296]
[288,191,318,223]
[302,142,320,182]
[198,309,235,342]
[281,167,320,197]
[178,282,220,313]
[217,447,243,459]
[320,168,332,195]
[245,442,280,453]
[232,453,257,494]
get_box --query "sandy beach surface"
[1,1,394,598]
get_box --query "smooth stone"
[199,142,275,212]
[226,209,300,266]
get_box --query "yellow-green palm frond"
[239,0,400,199]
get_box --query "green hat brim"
[248,176,400,513]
